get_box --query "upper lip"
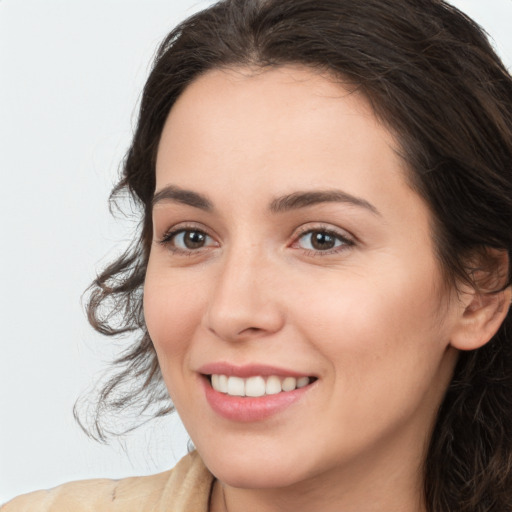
[198,362,314,379]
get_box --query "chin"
[199,444,312,490]
[211,461,305,490]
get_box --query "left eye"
[297,230,347,251]
[170,229,215,250]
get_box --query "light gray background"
[1,0,511,504]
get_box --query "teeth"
[227,376,245,396]
[282,377,296,392]
[218,374,228,393]
[211,374,312,397]
[297,377,309,388]
[297,376,309,388]
[245,376,266,397]
[266,376,282,395]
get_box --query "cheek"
[291,261,449,387]
[299,274,453,444]
[143,267,206,374]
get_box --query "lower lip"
[202,376,313,422]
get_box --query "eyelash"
[157,224,355,257]
[158,224,216,256]
[292,226,355,256]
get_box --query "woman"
[4,0,512,510]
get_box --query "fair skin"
[144,66,509,512]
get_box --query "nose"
[203,248,285,343]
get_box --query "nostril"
[240,326,264,335]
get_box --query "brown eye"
[310,232,337,250]
[168,229,214,250]
[297,229,350,252]
[182,230,207,249]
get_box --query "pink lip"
[198,363,316,422]
[198,362,312,379]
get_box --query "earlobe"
[450,286,511,351]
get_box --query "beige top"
[1,451,214,512]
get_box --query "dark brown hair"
[81,0,512,510]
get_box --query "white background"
[1,0,511,504]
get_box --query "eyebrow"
[269,190,380,215]
[152,185,380,216]
[152,185,213,210]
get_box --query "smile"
[199,365,318,422]
[210,374,313,397]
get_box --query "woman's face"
[144,66,463,491]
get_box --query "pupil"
[185,231,205,249]
[312,232,335,250]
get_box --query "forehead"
[171,65,369,119]
[158,66,398,165]
[162,65,381,134]
[155,65,405,193]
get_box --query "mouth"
[199,366,318,422]
[205,374,317,397]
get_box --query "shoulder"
[1,451,213,512]
[0,471,172,512]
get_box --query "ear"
[450,249,511,351]
[450,287,511,351]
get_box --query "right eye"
[159,228,217,253]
